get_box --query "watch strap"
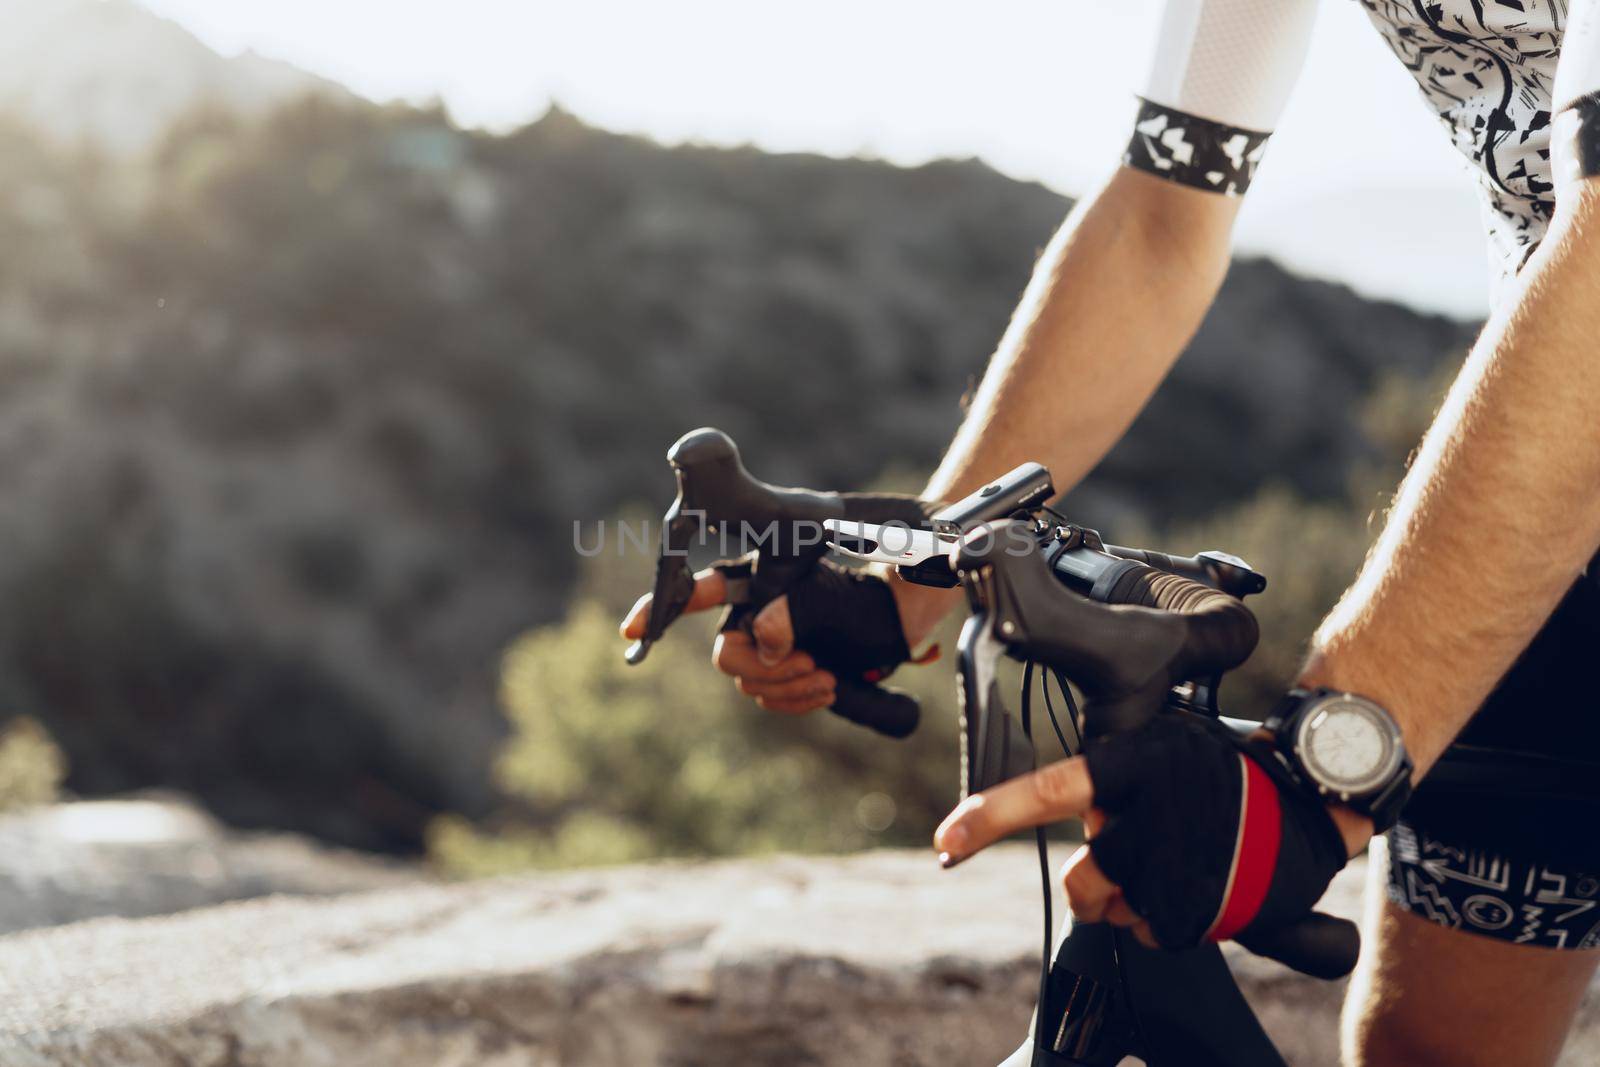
[1261,687,1314,737]
[1363,763,1414,833]
[1268,687,1414,834]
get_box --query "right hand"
[933,713,1354,952]
[620,569,840,715]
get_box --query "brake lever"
[624,483,700,666]
[624,426,924,739]
[626,426,839,665]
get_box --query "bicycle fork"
[1005,918,1289,1067]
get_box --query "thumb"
[751,595,795,665]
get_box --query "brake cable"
[1021,662,1150,1063]
[1019,662,1053,1059]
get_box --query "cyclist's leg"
[1341,837,1600,1067]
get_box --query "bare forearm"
[896,167,1240,640]
[926,169,1235,502]
[1301,181,1600,774]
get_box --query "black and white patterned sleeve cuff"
[1123,98,1273,197]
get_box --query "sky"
[136,0,1492,318]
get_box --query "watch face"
[1296,696,1404,797]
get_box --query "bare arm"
[623,165,1250,710]
[1302,3,1600,784]
[637,0,1322,713]
[895,165,1242,641]
[1301,176,1600,777]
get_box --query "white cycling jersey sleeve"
[1141,0,1320,133]
[1555,0,1600,112]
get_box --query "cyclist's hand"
[620,571,838,714]
[932,714,1360,951]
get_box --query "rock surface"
[0,794,416,936]
[3,847,1595,1067]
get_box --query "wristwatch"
[1264,688,1414,832]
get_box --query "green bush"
[430,583,965,875]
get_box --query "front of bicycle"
[958,519,1357,1065]
[624,432,1359,1067]
[832,473,1358,1067]
[621,430,1600,1066]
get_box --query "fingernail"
[942,824,968,854]
[757,647,782,667]
[938,851,967,870]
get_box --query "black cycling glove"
[787,490,935,681]
[1084,713,1349,949]
[786,558,911,680]
[713,490,932,680]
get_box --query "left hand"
[933,714,1371,950]
[621,569,839,714]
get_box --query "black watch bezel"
[1265,687,1414,832]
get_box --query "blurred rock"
[9,848,1583,1067]
[0,793,418,935]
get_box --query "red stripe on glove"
[1209,754,1281,942]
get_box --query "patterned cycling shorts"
[1385,819,1600,950]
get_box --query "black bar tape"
[831,678,920,738]
[1102,564,1259,679]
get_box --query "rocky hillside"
[0,58,1475,851]
[0,848,1367,1067]
[12,847,1599,1067]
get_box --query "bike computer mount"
[828,464,1263,601]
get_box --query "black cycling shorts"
[1385,569,1600,950]
[1385,820,1600,950]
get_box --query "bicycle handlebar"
[1102,544,1268,599]
[956,523,1257,738]
[624,427,921,738]
[1235,911,1361,982]
[623,432,1360,982]
[953,519,1360,981]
